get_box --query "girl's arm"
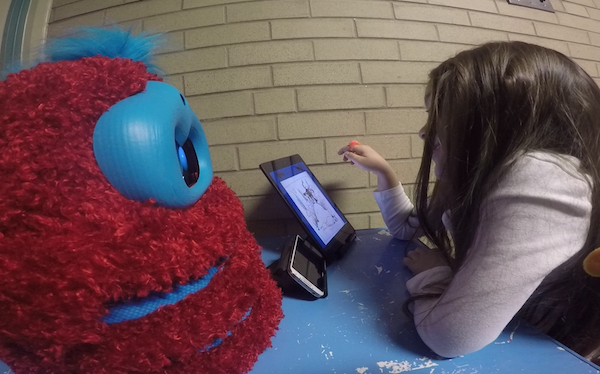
[373,184,421,240]
[407,153,591,357]
[338,144,421,240]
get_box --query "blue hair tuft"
[42,26,164,75]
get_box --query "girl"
[339,41,600,363]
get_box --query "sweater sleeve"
[373,184,421,240]
[407,153,592,358]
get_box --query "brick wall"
[48,0,600,236]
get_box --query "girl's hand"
[403,246,449,275]
[338,144,391,174]
[338,144,399,191]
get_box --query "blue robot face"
[93,81,213,209]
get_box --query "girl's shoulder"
[512,151,591,188]
[493,151,593,212]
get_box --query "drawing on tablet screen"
[281,171,345,244]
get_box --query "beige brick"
[563,2,590,17]
[369,158,422,185]
[310,0,394,19]
[437,25,509,45]
[356,19,438,41]
[202,117,277,145]
[361,61,439,84]
[569,43,600,60]
[241,195,293,220]
[54,0,123,21]
[272,19,354,39]
[367,135,411,160]
[411,134,424,158]
[552,0,567,12]
[495,0,558,23]
[533,22,590,44]
[217,169,273,196]
[229,41,314,66]
[347,214,370,230]
[297,86,385,111]
[314,39,400,61]
[366,109,427,134]
[393,2,470,25]
[227,0,309,23]
[254,89,297,114]
[507,34,570,56]
[154,32,184,55]
[143,7,224,33]
[591,32,600,46]
[405,184,417,201]
[399,41,469,62]
[163,75,184,93]
[184,0,248,8]
[185,66,272,95]
[105,0,181,23]
[369,213,386,229]
[155,47,227,75]
[324,135,410,164]
[325,137,356,163]
[273,62,361,86]
[210,145,238,171]
[278,111,365,139]
[188,91,254,120]
[238,140,325,169]
[185,22,270,49]
[47,12,105,37]
[311,164,369,189]
[328,189,379,214]
[428,0,498,13]
[386,84,427,108]
[556,12,600,32]
[53,0,80,7]
[589,7,600,21]
[566,0,595,6]
[117,20,143,35]
[574,59,599,77]
[469,12,535,35]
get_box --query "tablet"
[260,154,356,263]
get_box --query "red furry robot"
[0,28,282,373]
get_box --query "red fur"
[0,56,283,373]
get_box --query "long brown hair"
[414,41,600,362]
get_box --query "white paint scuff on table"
[378,230,392,236]
[356,357,439,374]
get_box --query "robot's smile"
[102,258,227,324]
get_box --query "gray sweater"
[373,151,592,357]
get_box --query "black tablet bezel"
[260,154,355,263]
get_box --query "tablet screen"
[269,162,346,248]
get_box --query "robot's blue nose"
[93,81,213,208]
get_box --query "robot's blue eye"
[177,144,188,171]
[176,139,200,187]
[93,81,213,208]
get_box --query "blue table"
[251,228,600,374]
[0,363,10,374]
[0,229,598,374]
